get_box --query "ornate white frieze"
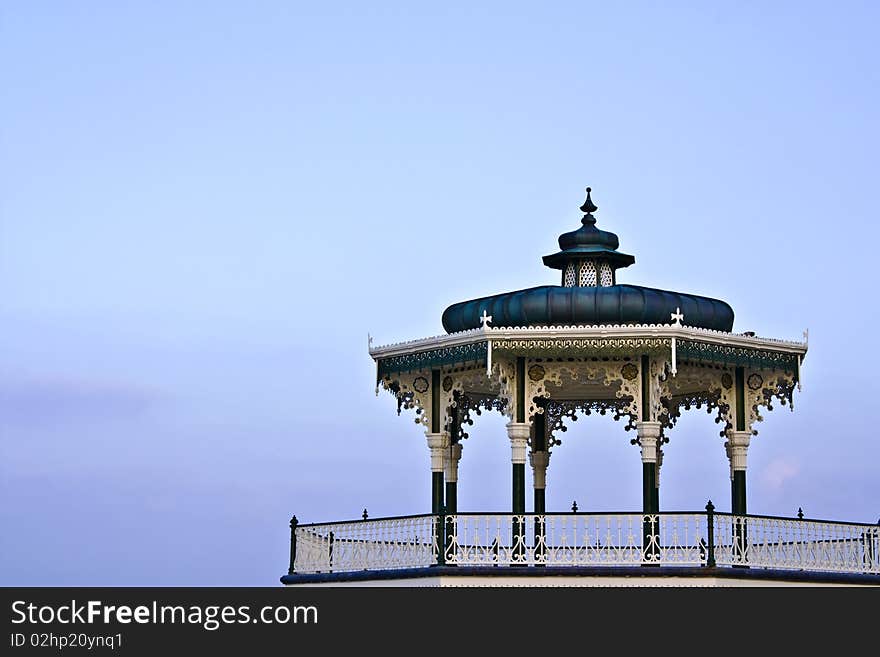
[371,323,807,356]
[521,358,643,422]
[380,344,797,449]
[370,325,807,379]
[493,336,671,357]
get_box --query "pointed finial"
[797,507,804,520]
[571,500,579,513]
[362,508,369,521]
[579,187,598,225]
[580,187,598,213]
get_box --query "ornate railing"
[714,513,880,573]
[292,514,437,573]
[445,513,706,566]
[288,509,880,577]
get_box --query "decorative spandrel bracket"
[490,357,518,421]
[381,363,509,436]
[658,363,728,434]
[379,370,456,432]
[717,368,797,437]
[543,398,636,447]
[447,367,508,441]
[380,370,433,428]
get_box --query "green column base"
[732,470,748,568]
[642,461,659,566]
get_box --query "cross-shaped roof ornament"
[480,310,493,329]
[670,307,684,326]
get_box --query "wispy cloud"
[761,458,800,492]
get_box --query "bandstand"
[282,188,879,587]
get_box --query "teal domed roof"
[441,187,734,333]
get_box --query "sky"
[1,1,878,585]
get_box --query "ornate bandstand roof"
[370,189,805,393]
[442,188,733,333]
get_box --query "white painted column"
[726,429,751,559]
[507,421,530,561]
[444,442,461,514]
[507,421,530,515]
[636,421,661,514]
[426,432,448,514]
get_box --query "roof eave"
[542,249,636,270]
[369,324,809,361]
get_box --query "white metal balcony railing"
[288,512,880,577]
[293,515,437,574]
[714,515,880,573]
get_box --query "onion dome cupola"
[543,188,635,287]
[441,187,735,333]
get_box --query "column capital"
[725,430,751,475]
[506,421,530,464]
[726,430,751,448]
[636,421,662,463]
[425,432,449,472]
[530,450,550,489]
[444,442,462,483]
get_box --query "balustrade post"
[288,515,298,575]
[705,501,716,567]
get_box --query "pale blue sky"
[1,2,878,585]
